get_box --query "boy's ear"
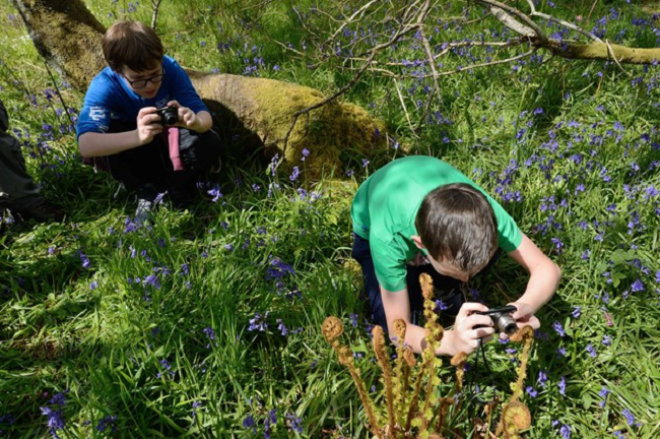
[411,235,425,250]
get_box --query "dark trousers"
[0,100,44,210]
[352,233,500,330]
[91,121,221,199]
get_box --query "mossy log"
[543,39,660,64]
[11,0,387,179]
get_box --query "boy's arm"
[506,233,561,324]
[78,107,162,157]
[380,286,495,356]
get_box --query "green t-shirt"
[351,156,522,292]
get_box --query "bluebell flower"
[537,370,548,387]
[192,401,202,420]
[602,335,612,346]
[559,424,571,439]
[286,412,303,433]
[631,279,644,292]
[207,185,223,202]
[277,319,288,336]
[143,274,160,289]
[557,346,567,357]
[48,391,67,407]
[289,166,300,182]
[90,281,98,290]
[362,159,369,168]
[243,414,256,433]
[79,251,91,269]
[598,386,610,407]
[571,306,581,318]
[203,327,216,341]
[349,314,358,328]
[586,344,597,358]
[40,407,65,438]
[96,415,118,433]
[553,321,565,337]
[526,386,538,398]
[558,376,566,395]
[301,148,309,161]
[622,409,636,426]
[435,300,448,312]
[248,312,269,332]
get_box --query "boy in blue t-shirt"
[77,20,221,222]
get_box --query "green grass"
[1,0,660,437]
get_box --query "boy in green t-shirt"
[350,156,561,356]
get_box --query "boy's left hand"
[167,100,200,130]
[502,301,540,338]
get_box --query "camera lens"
[164,109,178,125]
[496,315,518,335]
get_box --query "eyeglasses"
[122,71,165,89]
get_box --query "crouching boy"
[76,21,221,222]
[350,156,561,356]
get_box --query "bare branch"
[475,0,547,43]
[488,6,536,38]
[326,0,380,45]
[150,0,163,31]
[525,0,602,43]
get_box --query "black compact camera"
[155,106,179,126]
[476,305,518,335]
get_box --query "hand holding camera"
[475,305,519,336]
[447,302,496,356]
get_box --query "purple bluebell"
[277,319,288,336]
[558,376,566,395]
[192,401,202,420]
[599,387,610,408]
[526,386,538,398]
[203,327,215,341]
[537,370,548,387]
[631,279,644,292]
[571,306,581,318]
[553,321,565,337]
[40,407,65,438]
[602,335,612,346]
[622,409,636,426]
[243,414,256,433]
[248,312,269,332]
[96,415,118,433]
[286,412,303,433]
[586,344,597,358]
[289,166,300,182]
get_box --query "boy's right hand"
[445,302,495,356]
[136,107,163,145]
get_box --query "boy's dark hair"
[415,183,498,275]
[102,21,163,73]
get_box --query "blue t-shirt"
[76,56,208,139]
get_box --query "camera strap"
[165,126,184,171]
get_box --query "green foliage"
[1,0,660,438]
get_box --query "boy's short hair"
[415,183,498,275]
[102,21,164,73]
